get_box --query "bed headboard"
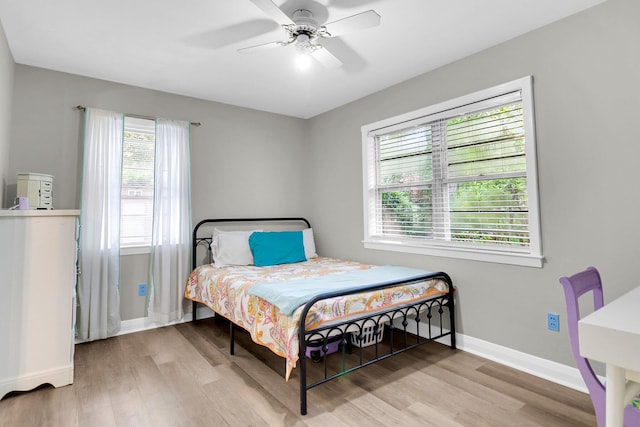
[192,217,312,269]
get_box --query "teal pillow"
[249,231,306,267]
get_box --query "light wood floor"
[0,317,596,426]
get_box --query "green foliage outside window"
[122,131,154,187]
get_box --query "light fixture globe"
[295,52,312,71]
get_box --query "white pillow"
[303,228,318,259]
[211,229,261,267]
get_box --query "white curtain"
[148,118,192,323]
[77,108,123,341]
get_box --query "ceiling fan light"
[295,53,312,71]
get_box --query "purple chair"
[560,267,640,427]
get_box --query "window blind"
[373,92,529,249]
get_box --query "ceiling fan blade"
[249,0,295,25]
[188,20,281,50]
[313,46,343,68]
[323,10,381,37]
[237,40,282,54]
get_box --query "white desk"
[579,285,640,427]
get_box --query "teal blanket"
[248,265,433,316]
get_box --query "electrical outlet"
[547,312,560,332]
[137,283,147,297]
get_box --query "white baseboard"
[0,365,73,399]
[456,333,588,393]
[117,306,215,336]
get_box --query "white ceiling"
[0,0,605,119]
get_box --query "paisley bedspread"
[184,257,449,380]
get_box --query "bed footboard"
[297,272,455,415]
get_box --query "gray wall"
[9,66,309,320]
[9,66,309,214]
[0,20,14,208]
[306,0,640,368]
[120,254,151,320]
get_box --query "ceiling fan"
[239,0,381,69]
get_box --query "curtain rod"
[75,105,201,127]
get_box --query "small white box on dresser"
[17,172,54,209]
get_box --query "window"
[361,77,542,267]
[121,116,155,249]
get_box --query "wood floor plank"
[345,389,437,426]
[477,361,595,414]
[73,338,118,427]
[405,401,466,427]
[0,317,596,426]
[156,359,226,426]
[202,376,273,426]
[347,362,423,411]
[430,355,594,426]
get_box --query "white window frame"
[121,246,151,256]
[361,76,543,267]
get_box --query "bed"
[185,218,456,415]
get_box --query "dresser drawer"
[40,195,53,205]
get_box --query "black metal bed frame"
[189,218,456,415]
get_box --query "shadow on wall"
[3,183,16,209]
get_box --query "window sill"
[121,245,151,256]
[363,239,544,268]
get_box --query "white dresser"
[0,209,79,399]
